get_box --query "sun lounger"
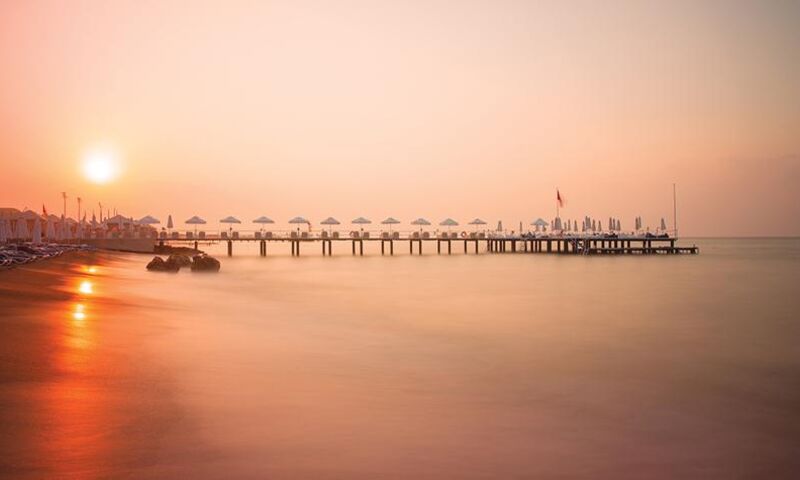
[171,231,179,239]
[187,231,194,240]
[381,232,390,239]
[254,231,262,239]
[321,231,329,239]
[199,231,206,239]
[450,232,458,239]
[265,231,273,239]
[422,232,430,239]
[232,231,239,239]
[363,232,370,239]
[332,231,339,239]
[290,231,298,239]
[412,231,420,239]
[392,231,400,239]
[221,231,228,239]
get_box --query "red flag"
[557,190,564,208]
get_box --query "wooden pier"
[158,234,698,257]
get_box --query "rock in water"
[167,253,193,268]
[146,256,180,272]
[190,255,221,272]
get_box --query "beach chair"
[332,231,339,239]
[450,232,458,239]
[478,232,486,239]
[265,231,273,239]
[351,231,360,239]
[392,231,400,239]
[221,231,228,239]
[301,231,308,239]
[363,232,370,239]
[159,231,166,239]
[187,231,194,240]
[255,231,262,239]
[290,231,298,239]
[232,231,239,239]
[381,232,390,239]
[321,231,329,239]
[171,231,179,239]
[412,231,420,239]
[422,232,430,239]
[199,231,206,239]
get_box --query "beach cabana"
[15,216,30,240]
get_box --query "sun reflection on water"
[78,280,93,295]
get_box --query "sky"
[1,0,798,236]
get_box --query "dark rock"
[167,253,193,268]
[146,256,179,272]
[190,254,220,272]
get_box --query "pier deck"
[156,234,699,257]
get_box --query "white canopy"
[138,215,160,224]
[320,217,340,225]
[32,219,42,244]
[351,217,371,225]
[288,216,309,224]
[381,217,400,225]
[253,216,275,224]
[439,218,459,227]
[0,220,7,242]
[185,216,207,225]
[531,218,549,227]
[410,218,431,226]
[468,218,487,225]
[220,216,241,224]
[46,217,56,239]
[15,218,30,239]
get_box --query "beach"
[1,239,799,478]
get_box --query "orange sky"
[1,0,798,236]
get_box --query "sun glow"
[82,148,120,184]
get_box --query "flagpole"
[673,183,678,237]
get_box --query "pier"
[157,233,698,257]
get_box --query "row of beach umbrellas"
[142,216,488,232]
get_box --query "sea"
[1,238,799,479]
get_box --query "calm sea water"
[1,238,799,478]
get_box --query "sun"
[82,149,120,184]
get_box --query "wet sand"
[0,252,204,479]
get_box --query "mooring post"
[227,240,232,257]
[475,240,479,254]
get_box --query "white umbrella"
[220,216,241,234]
[139,215,160,225]
[439,218,459,234]
[468,218,487,233]
[380,217,400,233]
[497,220,503,232]
[352,216,371,233]
[167,215,174,230]
[660,218,667,232]
[288,216,310,234]
[410,217,431,234]
[185,215,207,234]
[253,216,275,233]
[320,216,340,233]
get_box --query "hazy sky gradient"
[1,0,798,235]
